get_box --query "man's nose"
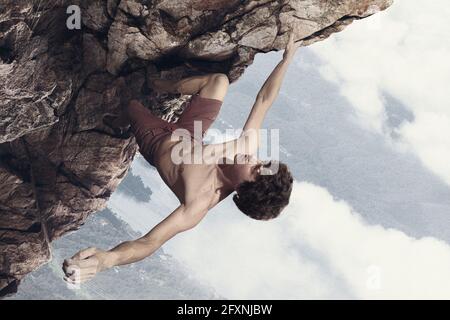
[248,155,257,164]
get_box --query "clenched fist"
[63,247,111,284]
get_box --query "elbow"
[256,92,266,103]
[256,92,273,106]
[179,215,202,232]
[179,206,207,232]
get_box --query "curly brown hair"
[232,162,293,220]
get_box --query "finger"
[63,276,76,284]
[68,272,82,283]
[63,258,77,272]
[79,274,96,282]
[68,265,97,278]
[63,267,74,277]
[66,261,93,275]
[64,264,78,276]
[70,273,94,284]
[72,247,97,260]
[286,32,294,49]
[64,258,78,268]
[65,267,94,284]
[71,264,93,279]
[62,261,69,274]
[63,258,73,269]
[71,257,98,269]
[68,269,78,279]
[66,266,94,280]
[71,247,97,260]
[289,29,294,40]
[77,267,97,276]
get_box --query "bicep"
[239,96,269,154]
[243,95,270,132]
[204,126,260,162]
[203,97,269,161]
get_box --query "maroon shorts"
[126,93,223,166]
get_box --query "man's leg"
[175,74,229,138]
[150,73,229,102]
[105,73,229,134]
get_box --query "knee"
[199,73,229,102]
[210,73,229,87]
[126,99,142,116]
[127,99,141,110]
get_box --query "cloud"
[309,0,450,185]
[165,182,450,299]
[287,182,450,299]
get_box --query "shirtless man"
[63,32,299,284]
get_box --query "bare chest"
[157,158,220,204]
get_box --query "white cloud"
[287,182,450,299]
[309,0,450,185]
[164,182,450,299]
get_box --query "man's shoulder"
[185,187,221,210]
[184,179,228,212]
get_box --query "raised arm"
[63,204,208,284]
[205,31,300,160]
[243,31,300,133]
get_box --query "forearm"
[102,205,201,269]
[104,237,162,268]
[242,56,294,133]
[63,205,207,284]
[257,56,292,104]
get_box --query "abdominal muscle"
[152,137,185,201]
[152,137,219,205]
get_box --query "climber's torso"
[152,137,232,209]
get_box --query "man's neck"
[217,162,237,193]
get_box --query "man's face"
[233,153,261,182]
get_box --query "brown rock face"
[0,0,392,296]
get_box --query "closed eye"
[253,164,262,175]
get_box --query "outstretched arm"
[63,204,207,284]
[206,31,301,160]
[243,31,300,133]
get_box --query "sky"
[310,0,450,186]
